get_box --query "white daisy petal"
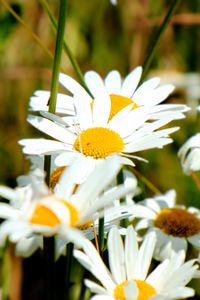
[74,91,93,129]
[133,77,161,104]
[108,226,126,284]
[27,116,75,144]
[15,236,43,257]
[121,66,142,97]
[164,287,195,299]
[137,231,156,280]
[125,226,139,279]
[19,139,69,155]
[84,279,108,295]
[124,280,138,300]
[105,71,122,94]
[59,73,91,101]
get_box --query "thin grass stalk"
[141,0,182,80]
[39,0,91,94]
[132,168,161,195]
[1,0,54,60]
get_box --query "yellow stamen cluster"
[154,208,200,237]
[114,279,156,300]
[109,94,138,120]
[74,127,124,159]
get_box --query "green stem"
[141,0,182,80]
[191,171,200,191]
[48,0,67,113]
[39,0,90,94]
[43,237,56,300]
[98,217,105,254]
[132,168,161,195]
[65,243,74,300]
[117,170,129,228]
[1,0,54,60]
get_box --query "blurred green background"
[0,0,200,205]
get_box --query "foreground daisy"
[0,156,134,255]
[134,190,200,261]
[74,226,198,300]
[178,133,200,175]
[20,86,179,182]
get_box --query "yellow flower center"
[109,94,138,120]
[154,208,200,237]
[114,279,156,300]
[30,198,79,228]
[73,127,124,159]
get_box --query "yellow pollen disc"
[109,94,138,120]
[73,127,124,159]
[30,200,79,227]
[154,208,200,237]
[114,279,156,300]
[50,167,65,190]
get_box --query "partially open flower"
[0,156,134,256]
[178,133,200,175]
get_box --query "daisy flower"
[134,190,200,261]
[0,156,134,256]
[30,67,189,121]
[178,133,200,175]
[74,226,198,300]
[20,84,179,181]
[60,67,189,121]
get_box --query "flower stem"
[65,243,74,300]
[132,168,161,195]
[98,217,105,254]
[39,0,90,94]
[117,170,129,228]
[141,0,182,80]
[1,0,54,60]
[43,237,56,300]
[191,171,200,191]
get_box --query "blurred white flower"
[178,133,200,175]
[0,156,134,256]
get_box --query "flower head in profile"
[134,190,200,261]
[0,156,134,256]
[178,133,200,175]
[74,226,198,300]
